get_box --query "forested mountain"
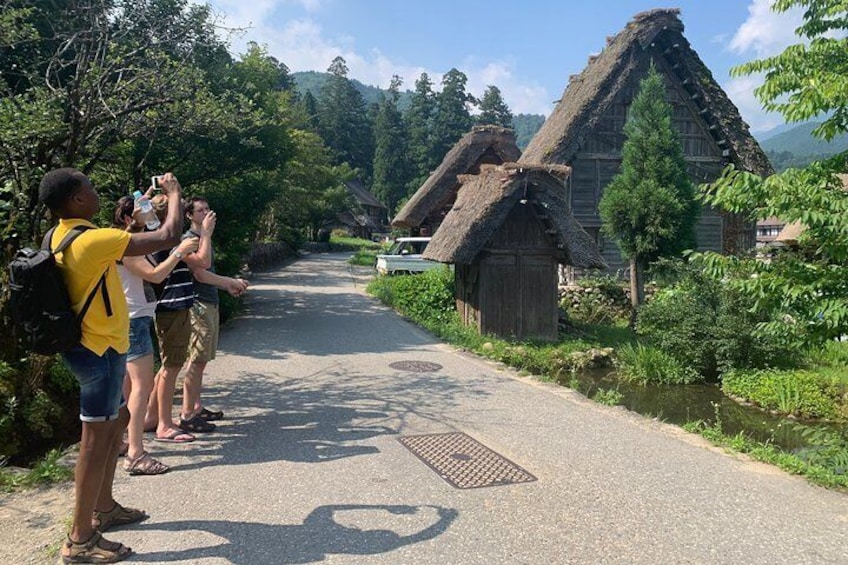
[294,71,414,112]
[759,121,848,171]
[292,71,545,149]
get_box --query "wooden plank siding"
[565,55,730,272]
[458,204,560,341]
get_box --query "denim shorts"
[127,316,155,362]
[61,346,127,422]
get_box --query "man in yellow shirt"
[39,168,184,564]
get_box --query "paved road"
[68,253,848,563]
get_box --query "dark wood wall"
[566,54,731,273]
[456,203,559,341]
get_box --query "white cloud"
[724,1,805,134]
[721,74,784,134]
[202,0,553,116]
[729,0,802,57]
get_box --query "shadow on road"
[132,504,459,564]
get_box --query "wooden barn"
[392,125,521,236]
[519,8,773,273]
[423,164,606,341]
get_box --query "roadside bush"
[0,358,78,463]
[367,266,455,328]
[722,369,845,420]
[636,266,798,380]
[615,343,700,385]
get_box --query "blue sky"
[203,0,804,134]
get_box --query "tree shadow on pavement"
[132,503,458,564]
[168,366,493,471]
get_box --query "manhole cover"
[398,432,537,489]
[389,361,443,373]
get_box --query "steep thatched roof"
[520,8,773,177]
[392,125,521,228]
[423,165,607,268]
[344,179,386,209]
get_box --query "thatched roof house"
[326,179,387,239]
[392,125,521,234]
[424,164,606,341]
[424,164,606,269]
[520,8,773,269]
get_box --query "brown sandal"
[61,531,132,563]
[92,502,148,532]
[123,451,170,476]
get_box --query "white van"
[375,237,440,275]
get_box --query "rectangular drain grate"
[398,432,537,489]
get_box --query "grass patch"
[684,419,848,491]
[722,368,847,420]
[0,447,73,492]
[615,343,700,385]
[330,236,383,251]
[367,269,621,381]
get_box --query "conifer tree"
[405,72,438,193]
[372,76,411,215]
[476,85,513,128]
[431,69,474,169]
[598,65,698,308]
[317,56,374,177]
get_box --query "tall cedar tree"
[598,65,698,308]
[405,73,438,193]
[372,76,411,215]
[700,0,848,348]
[317,56,374,178]
[431,69,474,169]
[476,85,513,128]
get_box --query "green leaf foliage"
[599,65,698,265]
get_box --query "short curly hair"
[39,168,83,211]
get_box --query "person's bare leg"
[126,355,155,460]
[156,365,182,437]
[69,416,122,543]
[94,407,130,512]
[144,371,160,431]
[181,360,206,419]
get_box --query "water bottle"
[133,190,161,230]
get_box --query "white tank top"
[117,260,157,319]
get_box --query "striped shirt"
[153,249,194,312]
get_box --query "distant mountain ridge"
[758,121,848,156]
[291,71,545,149]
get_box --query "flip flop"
[153,429,195,443]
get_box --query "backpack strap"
[44,225,114,320]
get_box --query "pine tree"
[431,68,474,170]
[300,90,320,133]
[598,65,699,308]
[476,85,513,128]
[317,56,374,177]
[405,72,437,193]
[372,76,411,215]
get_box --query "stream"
[563,368,844,453]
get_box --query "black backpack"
[7,226,112,355]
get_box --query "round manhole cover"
[389,361,443,373]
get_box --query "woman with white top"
[113,196,199,475]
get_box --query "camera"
[151,175,162,190]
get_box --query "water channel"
[563,368,843,453]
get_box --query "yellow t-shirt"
[52,219,131,355]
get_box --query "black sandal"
[178,414,216,433]
[198,407,224,421]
